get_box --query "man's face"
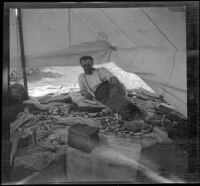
[81,59,93,75]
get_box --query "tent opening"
[10,62,154,97]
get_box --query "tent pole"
[17,8,28,94]
[3,7,10,104]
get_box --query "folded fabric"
[157,103,186,120]
[38,94,72,104]
[10,112,35,137]
[23,98,48,110]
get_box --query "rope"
[71,10,101,41]
[68,8,71,59]
[99,8,138,47]
[141,8,177,51]
[161,115,167,131]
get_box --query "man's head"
[80,56,94,75]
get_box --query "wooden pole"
[3,7,10,104]
[2,7,11,183]
[17,8,28,94]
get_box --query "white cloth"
[78,67,114,93]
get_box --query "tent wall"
[10,8,186,68]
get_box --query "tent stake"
[17,8,28,94]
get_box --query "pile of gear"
[87,109,153,137]
[10,89,187,182]
[11,89,187,152]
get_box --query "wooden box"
[68,124,100,153]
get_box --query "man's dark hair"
[80,56,93,64]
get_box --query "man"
[78,56,145,121]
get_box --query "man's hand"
[85,92,93,100]
[109,77,126,96]
[81,90,93,100]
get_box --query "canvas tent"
[9,7,187,117]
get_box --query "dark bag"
[94,81,110,103]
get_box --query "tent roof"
[10,7,186,64]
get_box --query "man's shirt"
[78,67,114,93]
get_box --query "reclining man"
[78,56,146,121]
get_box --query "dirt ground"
[8,137,199,184]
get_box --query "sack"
[95,81,110,103]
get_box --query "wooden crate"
[68,124,100,153]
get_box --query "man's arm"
[80,90,93,100]
[109,76,126,96]
[78,74,93,99]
